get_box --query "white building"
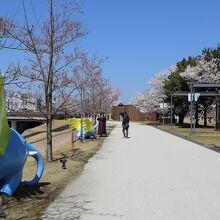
[5,92,40,112]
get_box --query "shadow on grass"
[177,123,215,129]
[14,182,50,200]
[24,125,70,139]
[52,125,69,132]
[23,130,46,139]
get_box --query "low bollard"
[60,157,67,169]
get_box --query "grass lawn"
[157,124,220,148]
[25,119,70,144]
[28,119,68,133]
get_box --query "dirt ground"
[0,125,114,220]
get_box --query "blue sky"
[1,0,220,103]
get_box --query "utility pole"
[170,94,173,128]
[216,94,220,130]
[162,100,165,126]
[80,86,84,142]
[193,89,196,130]
[190,81,193,136]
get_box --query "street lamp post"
[190,81,193,136]
[170,94,173,128]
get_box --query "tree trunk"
[46,85,53,161]
[80,87,83,143]
[195,101,199,127]
[46,116,53,161]
[178,113,184,125]
[203,101,207,127]
[46,0,54,162]
[80,113,83,143]
[216,96,220,130]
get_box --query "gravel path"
[42,123,220,220]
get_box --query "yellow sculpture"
[67,118,98,139]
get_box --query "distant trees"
[72,52,120,117]
[180,51,220,127]
[164,73,188,125]
[132,46,220,126]
[131,90,165,113]
[181,57,220,83]
[131,67,173,114]
[163,58,196,125]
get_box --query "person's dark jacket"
[122,114,129,128]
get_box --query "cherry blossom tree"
[131,90,164,113]
[95,79,120,114]
[131,66,174,114]
[180,56,220,127]
[72,52,120,118]
[181,57,220,83]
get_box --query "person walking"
[122,112,129,138]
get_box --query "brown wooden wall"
[146,112,159,121]
[112,105,147,121]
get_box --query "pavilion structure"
[171,83,220,135]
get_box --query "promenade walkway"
[43,122,220,219]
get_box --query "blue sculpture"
[0,76,44,196]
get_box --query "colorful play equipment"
[0,76,44,196]
[68,117,98,139]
